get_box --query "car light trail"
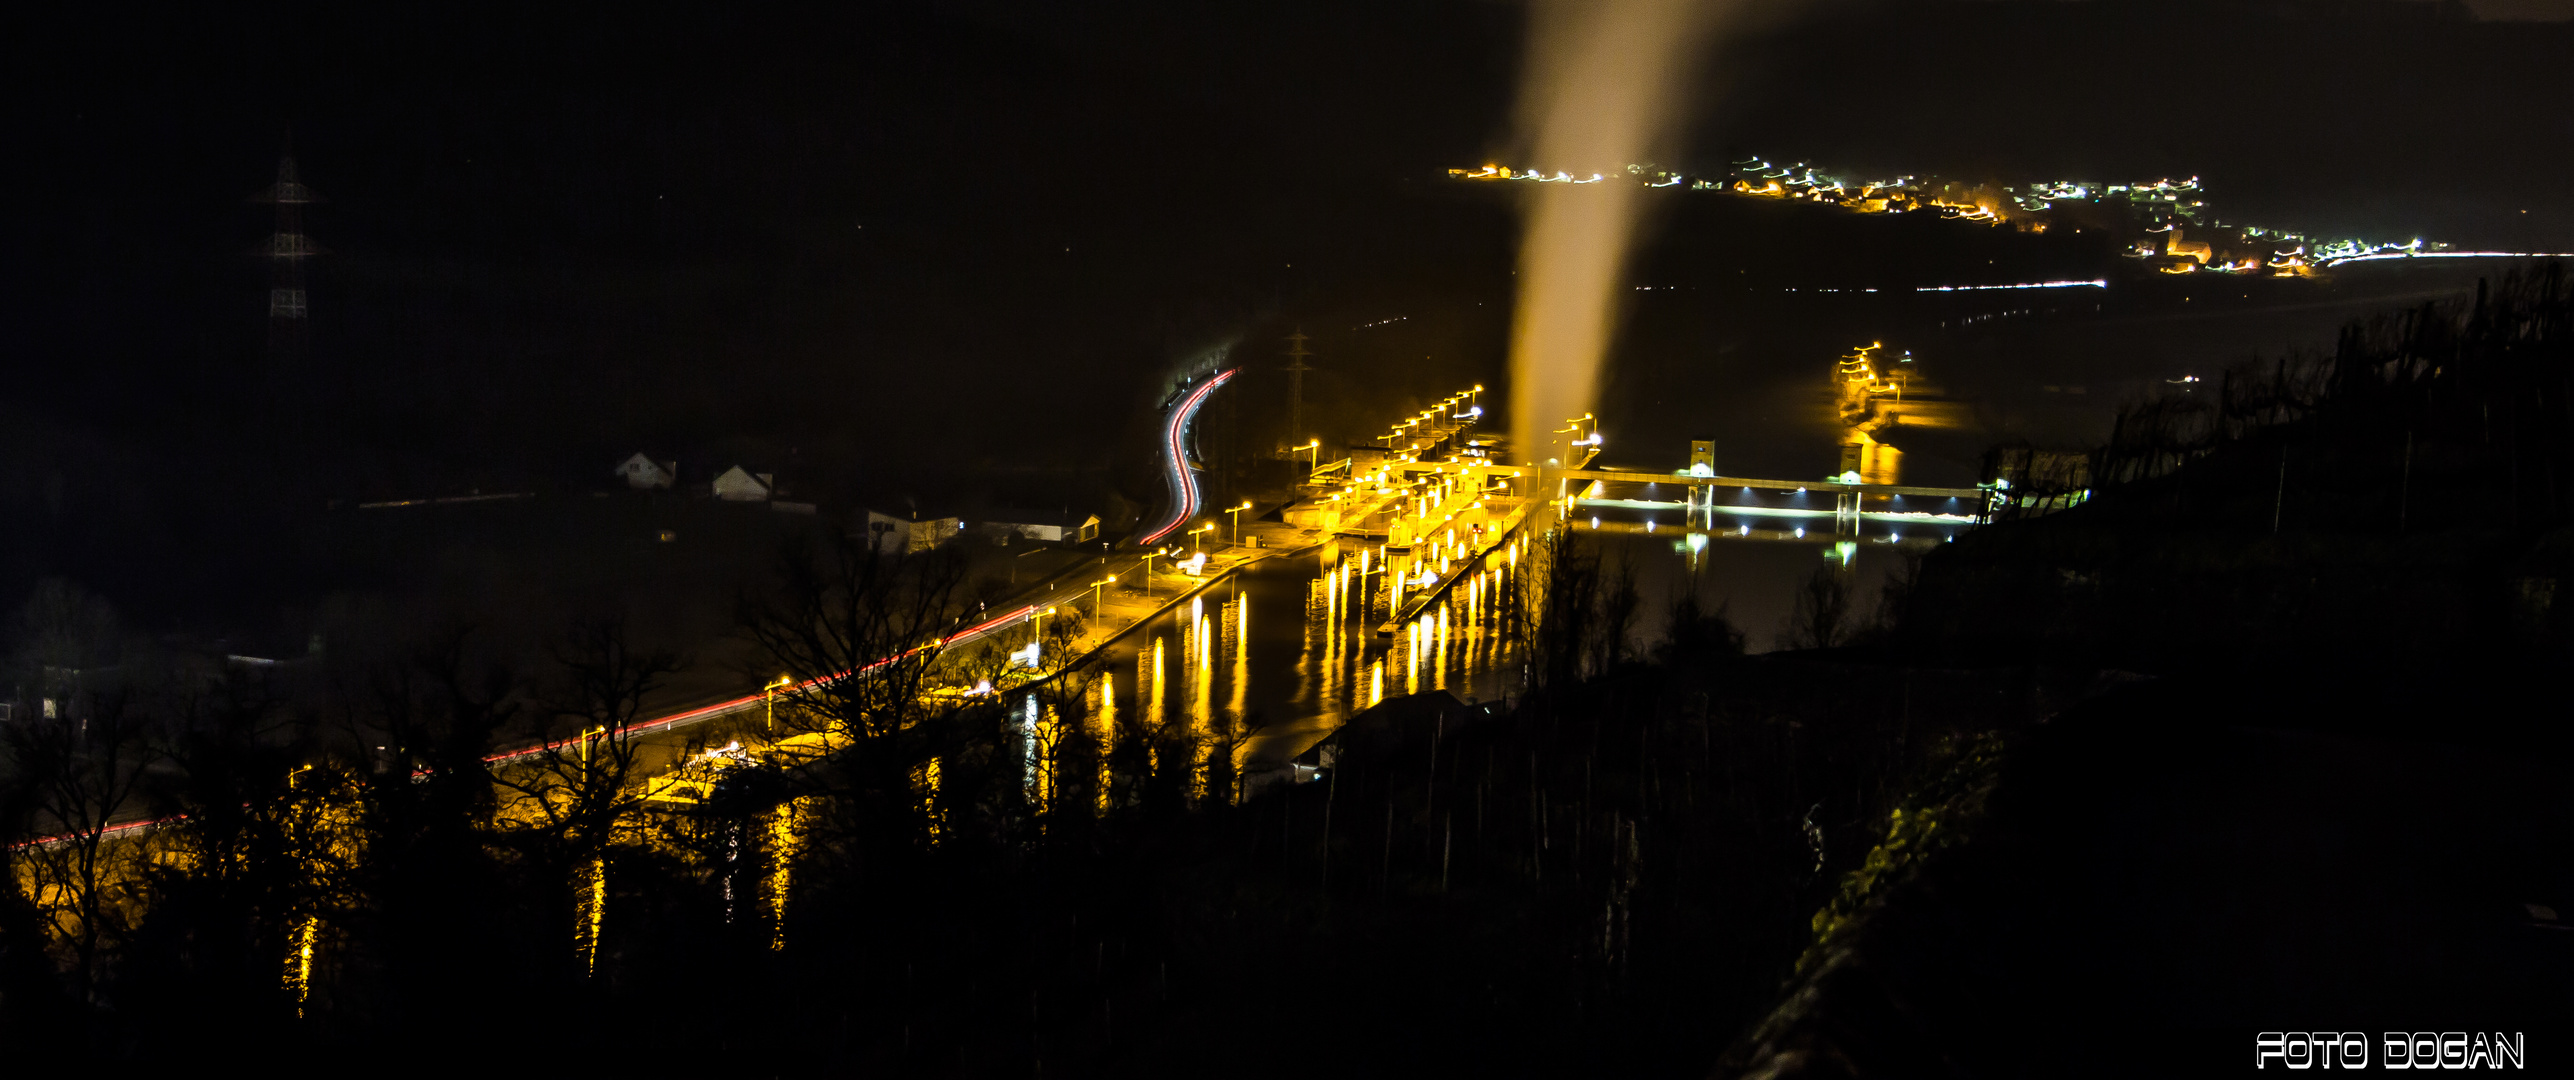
[479,604,1040,766]
[9,605,1046,849]
[1139,368,1236,544]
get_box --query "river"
[1068,513,1914,775]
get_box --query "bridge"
[1278,393,1997,635]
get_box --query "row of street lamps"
[1084,500,1256,622]
[752,498,1268,744]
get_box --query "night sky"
[2,0,2568,607]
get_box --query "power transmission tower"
[1282,331,1315,447]
[254,146,320,361]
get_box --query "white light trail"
[1916,279,2108,292]
[1139,370,1237,545]
[2313,251,2574,267]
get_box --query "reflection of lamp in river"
[1410,619,1431,694]
[1435,606,1450,688]
[1095,676,1116,812]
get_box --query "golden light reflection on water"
[1191,607,1213,798]
[1228,591,1249,739]
[1286,537,1528,719]
[912,758,943,843]
[1147,636,1166,729]
[765,797,809,951]
[1094,676,1115,813]
[1052,534,1535,816]
[289,916,317,1014]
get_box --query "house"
[615,452,676,490]
[861,508,964,553]
[712,465,776,502]
[973,508,1101,545]
[2164,228,2214,264]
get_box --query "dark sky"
[2,0,2567,502]
[1707,0,2574,250]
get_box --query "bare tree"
[1516,527,1603,699]
[1589,556,1643,676]
[1,579,152,1004]
[488,616,686,976]
[7,688,161,1003]
[498,616,685,854]
[136,663,350,1024]
[1780,562,1853,651]
[739,534,977,841]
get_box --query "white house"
[712,465,775,502]
[614,452,676,490]
[974,508,1101,545]
[861,508,963,553]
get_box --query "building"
[712,465,775,502]
[2164,228,2215,264]
[973,508,1101,545]
[861,508,964,553]
[614,452,677,490]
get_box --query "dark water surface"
[1060,519,1910,772]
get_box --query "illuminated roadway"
[1138,368,1236,545]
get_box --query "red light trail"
[1138,369,1235,545]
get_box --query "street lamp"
[1296,439,1321,472]
[1225,501,1254,548]
[1139,548,1167,595]
[766,674,793,734]
[1029,606,1057,665]
[1192,522,1216,553]
[1089,576,1116,618]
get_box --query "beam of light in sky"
[1508,0,1735,463]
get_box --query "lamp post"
[1226,501,1254,548]
[1088,576,1116,618]
[766,674,793,734]
[1192,522,1216,553]
[1296,439,1321,473]
[1030,606,1057,665]
[1139,549,1165,595]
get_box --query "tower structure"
[1281,331,1314,447]
[254,150,320,357]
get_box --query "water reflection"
[1060,536,1531,782]
[1034,517,1915,787]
